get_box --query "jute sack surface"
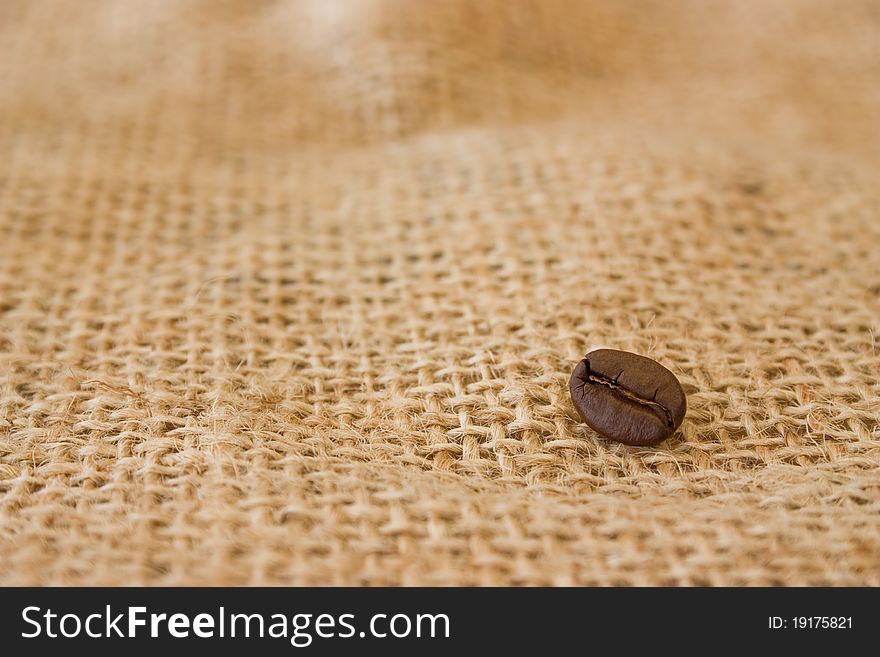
[1,0,878,585]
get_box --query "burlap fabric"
[1,1,879,586]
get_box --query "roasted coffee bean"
[569,349,686,446]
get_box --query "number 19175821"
[769,617,852,629]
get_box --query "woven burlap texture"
[1,0,879,585]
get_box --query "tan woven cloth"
[1,0,879,585]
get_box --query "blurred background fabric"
[1,0,878,585]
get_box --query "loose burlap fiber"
[1,0,879,586]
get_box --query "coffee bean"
[569,349,686,446]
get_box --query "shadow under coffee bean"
[569,349,687,446]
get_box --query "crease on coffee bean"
[575,360,674,428]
